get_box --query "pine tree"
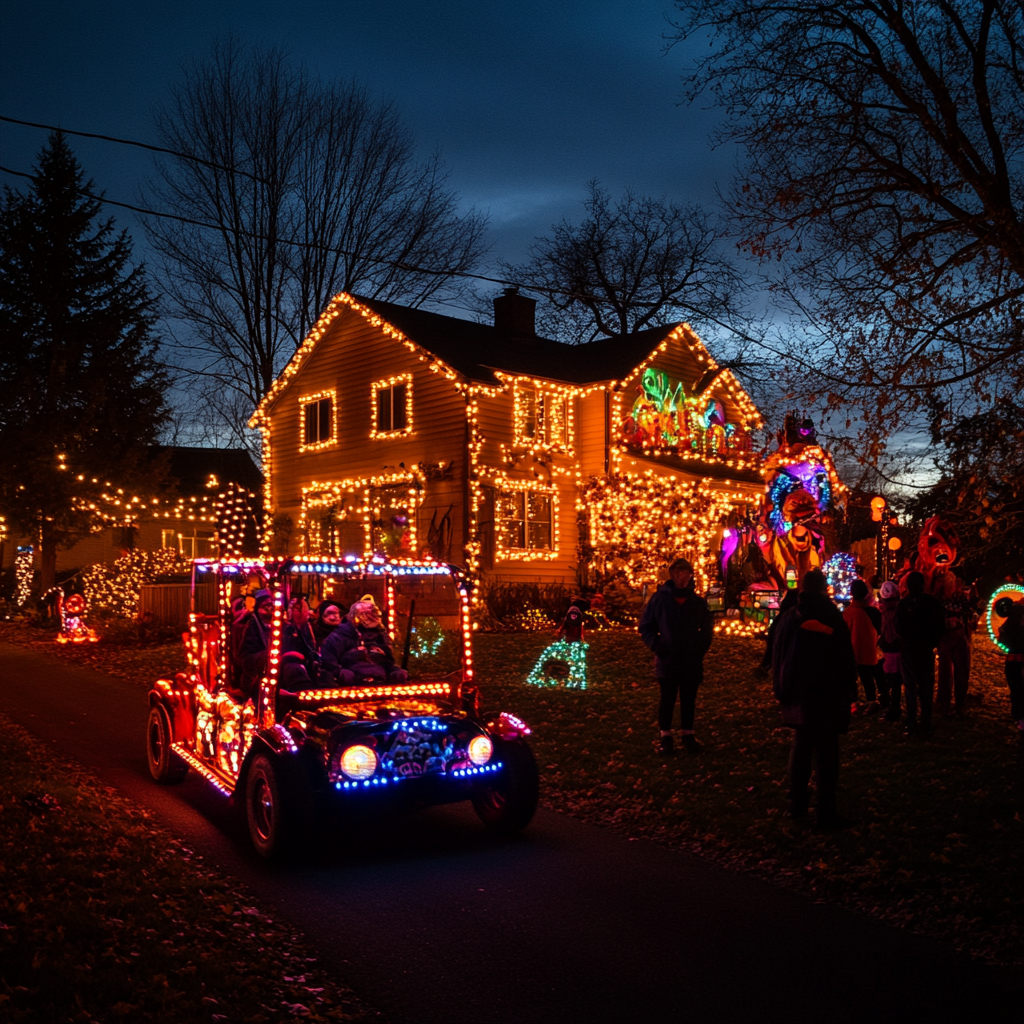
[0,132,168,592]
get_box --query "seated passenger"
[320,600,409,686]
[311,600,345,649]
[238,589,274,698]
[282,595,320,681]
[278,650,313,692]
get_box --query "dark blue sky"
[1,1,734,288]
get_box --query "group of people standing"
[638,557,1018,832]
[230,590,408,698]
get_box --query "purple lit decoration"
[824,552,858,603]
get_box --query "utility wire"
[0,116,763,349]
[0,115,267,182]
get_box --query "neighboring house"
[1,446,263,572]
[250,290,767,588]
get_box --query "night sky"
[1,1,731,296]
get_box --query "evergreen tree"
[0,132,168,592]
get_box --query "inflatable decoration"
[910,516,960,597]
[57,592,98,644]
[753,416,845,591]
[986,584,1024,653]
[620,367,750,457]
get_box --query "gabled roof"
[250,292,761,425]
[352,296,673,385]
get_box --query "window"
[497,489,552,552]
[515,384,571,448]
[178,531,216,559]
[299,390,337,451]
[371,375,413,438]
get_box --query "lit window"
[515,385,570,448]
[497,490,552,551]
[299,390,337,451]
[371,375,413,438]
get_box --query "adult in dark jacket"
[760,586,799,673]
[238,589,274,699]
[771,568,857,829]
[895,571,945,736]
[638,557,714,755]
[320,600,409,686]
[312,600,345,647]
[281,595,320,682]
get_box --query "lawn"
[0,713,376,1023]
[2,618,1021,966]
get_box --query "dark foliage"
[672,1,1024,452]
[502,180,748,345]
[0,132,168,590]
[904,398,1024,588]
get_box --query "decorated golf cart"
[145,556,538,858]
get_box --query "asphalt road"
[1,642,1021,1023]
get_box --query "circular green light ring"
[986,583,1024,654]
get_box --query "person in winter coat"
[843,579,883,710]
[311,600,346,648]
[281,595,320,682]
[895,571,945,736]
[320,599,409,686]
[760,587,799,674]
[238,589,274,699]
[638,557,714,755]
[771,568,857,829]
[995,596,1024,740]
[877,580,903,721]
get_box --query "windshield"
[281,568,464,682]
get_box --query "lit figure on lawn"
[57,592,98,644]
[525,600,589,690]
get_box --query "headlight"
[468,735,493,766]
[339,744,378,780]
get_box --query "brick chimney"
[493,286,536,339]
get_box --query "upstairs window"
[371,374,413,438]
[515,384,571,449]
[299,390,337,451]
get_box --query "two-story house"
[250,290,768,590]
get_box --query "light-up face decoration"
[766,458,833,535]
[620,368,743,456]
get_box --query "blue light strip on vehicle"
[334,761,503,790]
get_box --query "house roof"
[352,296,673,385]
[250,291,762,428]
[156,446,263,496]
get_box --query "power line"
[0,115,267,182]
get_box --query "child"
[877,580,903,721]
[526,600,590,690]
[843,579,882,712]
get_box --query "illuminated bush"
[81,548,193,619]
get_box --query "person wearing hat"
[281,595,320,682]
[238,588,275,698]
[995,596,1024,739]
[638,557,714,755]
[312,600,346,646]
[320,599,408,686]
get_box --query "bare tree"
[503,180,749,344]
[671,1,1024,445]
[146,40,487,447]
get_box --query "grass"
[2,618,1022,967]
[0,712,377,1023]
[473,629,1024,966]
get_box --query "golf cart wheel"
[471,739,539,833]
[146,705,187,784]
[246,753,301,860]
